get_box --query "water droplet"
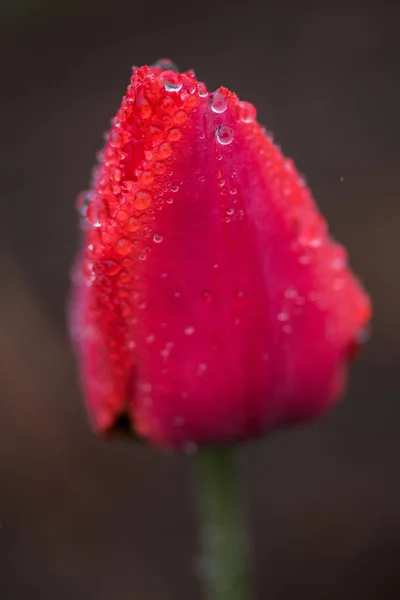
[173,110,188,125]
[115,238,132,255]
[153,233,163,243]
[104,260,120,276]
[139,170,154,184]
[134,190,152,209]
[285,286,298,299]
[184,326,195,335]
[146,334,155,344]
[331,246,347,270]
[226,207,234,216]
[197,82,208,97]
[153,58,179,71]
[171,184,179,192]
[202,290,212,303]
[229,188,237,195]
[154,161,167,175]
[299,253,311,265]
[237,100,257,123]
[110,132,123,148]
[277,311,289,322]
[126,217,140,232]
[163,70,183,92]
[166,197,174,204]
[198,363,207,375]
[211,92,228,113]
[138,250,147,261]
[157,142,172,159]
[174,291,181,298]
[76,191,92,216]
[340,176,344,182]
[167,127,182,142]
[216,125,234,145]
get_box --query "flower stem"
[197,446,250,600]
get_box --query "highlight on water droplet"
[211,92,228,114]
[216,125,234,145]
[153,233,163,243]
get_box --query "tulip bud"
[70,62,371,450]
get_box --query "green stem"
[197,446,250,600]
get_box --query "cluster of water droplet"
[75,63,212,398]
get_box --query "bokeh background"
[1,0,399,598]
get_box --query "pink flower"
[70,61,371,450]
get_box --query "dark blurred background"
[1,0,399,598]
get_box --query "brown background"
[1,0,400,598]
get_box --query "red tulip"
[70,60,371,450]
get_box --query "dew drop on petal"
[153,233,163,243]
[134,190,152,209]
[163,70,183,92]
[139,170,154,184]
[184,326,195,335]
[197,82,208,97]
[198,363,207,375]
[238,100,257,123]
[167,127,182,142]
[115,238,132,255]
[153,58,179,71]
[126,217,140,232]
[211,92,228,114]
[216,125,234,145]
[202,290,212,303]
[173,110,188,125]
[154,161,167,175]
[277,311,289,322]
[104,260,120,276]
[157,142,173,160]
[110,132,123,148]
